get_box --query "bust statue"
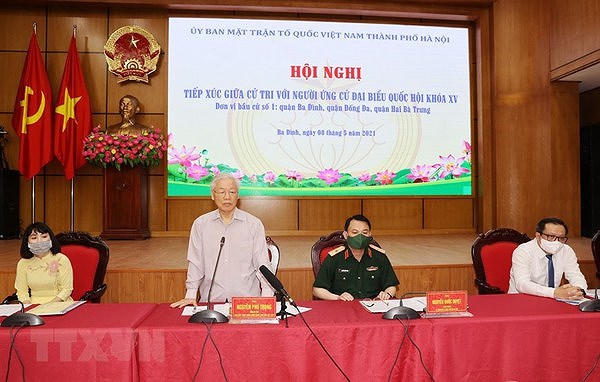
[105,95,150,136]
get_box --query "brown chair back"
[310,230,381,278]
[266,236,280,275]
[471,228,530,294]
[592,230,600,280]
[56,231,109,303]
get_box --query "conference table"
[136,300,435,381]
[135,294,600,382]
[0,303,156,381]
[0,295,599,381]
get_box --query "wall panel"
[551,82,581,233]
[474,6,494,233]
[299,199,362,231]
[2,260,597,304]
[424,198,473,229]
[106,9,168,115]
[103,270,187,303]
[149,174,167,231]
[75,175,104,232]
[43,175,72,231]
[0,52,27,113]
[0,114,16,166]
[550,0,600,76]
[364,198,423,230]
[0,6,47,51]
[493,0,554,233]
[0,1,587,238]
[239,198,299,231]
[47,7,108,52]
[167,199,215,231]
[0,4,487,237]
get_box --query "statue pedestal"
[101,166,150,240]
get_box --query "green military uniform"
[313,244,399,299]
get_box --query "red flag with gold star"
[54,34,93,180]
[11,29,53,179]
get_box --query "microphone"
[382,292,424,320]
[259,265,297,307]
[579,285,600,312]
[189,236,229,323]
[1,300,44,327]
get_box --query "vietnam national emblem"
[104,25,161,83]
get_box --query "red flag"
[54,34,93,180]
[11,29,53,179]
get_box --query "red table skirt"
[0,303,156,382]
[136,295,600,382]
[1,296,599,381]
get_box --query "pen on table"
[379,292,391,305]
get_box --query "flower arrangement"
[83,126,167,170]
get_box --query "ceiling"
[560,63,600,94]
[24,0,598,93]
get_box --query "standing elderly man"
[313,214,399,301]
[508,217,588,300]
[171,173,273,308]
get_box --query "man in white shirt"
[170,173,273,308]
[508,217,587,300]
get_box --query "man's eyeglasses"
[540,232,568,244]
[214,190,238,197]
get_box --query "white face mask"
[539,238,564,255]
[28,240,52,255]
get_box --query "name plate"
[231,297,276,320]
[426,290,468,313]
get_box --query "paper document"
[555,290,597,304]
[556,297,589,306]
[0,304,31,317]
[423,311,474,318]
[359,297,426,314]
[28,300,86,316]
[278,302,311,316]
[402,297,428,312]
[182,303,230,317]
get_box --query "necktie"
[546,255,554,288]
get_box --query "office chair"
[471,228,530,294]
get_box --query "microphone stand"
[189,237,229,323]
[382,291,425,320]
[259,265,297,326]
[579,285,600,312]
[1,300,44,327]
[275,291,296,327]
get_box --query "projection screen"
[167,17,472,197]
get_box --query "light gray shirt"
[184,208,273,302]
[508,238,587,297]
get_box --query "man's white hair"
[210,172,240,193]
